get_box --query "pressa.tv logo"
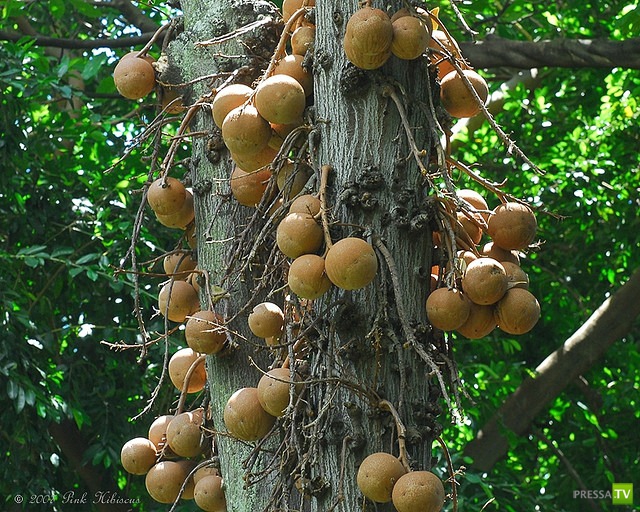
[573,483,633,505]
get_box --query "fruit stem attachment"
[176,354,206,415]
[378,399,410,472]
[135,23,169,58]
[434,436,459,512]
[318,164,334,252]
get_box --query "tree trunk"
[171,1,446,510]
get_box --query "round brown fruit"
[282,0,316,22]
[231,143,278,174]
[248,302,284,338]
[257,367,301,417]
[194,475,227,512]
[121,437,157,475]
[223,387,276,441]
[158,280,200,323]
[145,461,188,504]
[113,52,155,100]
[148,414,174,450]
[176,460,197,500]
[274,54,313,96]
[487,202,537,251]
[426,287,471,331]
[230,166,272,207]
[276,161,312,200]
[168,347,206,393]
[221,104,271,156]
[481,241,520,265]
[502,261,530,290]
[269,121,300,150]
[276,212,324,259]
[343,7,394,70]
[428,30,463,80]
[163,252,197,279]
[288,254,332,300]
[495,288,540,335]
[440,69,489,118]
[193,466,220,485]
[255,74,306,125]
[456,211,483,245]
[289,194,321,216]
[155,190,195,229]
[166,409,204,458]
[458,188,489,222]
[455,302,496,339]
[291,25,315,56]
[211,83,253,128]
[185,310,226,355]
[356,452,407,503]
[147,177,186,216]
[392,471,445,512]
[462,257,508,305]
[391,15,431,60]
[457,250,478,267]
[324,237,378,290]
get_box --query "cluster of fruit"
[427,189,541,339]
[357,452,445,512]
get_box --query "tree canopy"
[1,0,638,511]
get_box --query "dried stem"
[379,399,410,472]
[435,436,458,512]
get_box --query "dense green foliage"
[1,0,637,511]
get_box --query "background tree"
[1,1,638,511]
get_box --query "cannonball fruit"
[461,257,508,305]
[155,190,195,229]
[456,211,483,245]
[163,252,197,279]
[147,177,186,216]
[276,161,312,199]
[157,280,200,323]
[392,471,445,512]
[273,54,313,96]
[257,367,300,417]
[231,144,278,173]
[495,288,540,335]
[391,15,431,60]
[276,212,324,259]
[291,25,315,56]
[193,466,220,485]
[481,241,520,265]
[356,452,407,503]
[344,7,394,70]
[145,461,188,504]
[221,104,272,157]
[288,254,332,300]
[426,287,471,331]
[440,69,489,118]
[212,83,253,128]
[487,202,537,251]
[166,409,204,458]
[455,302,496,339]
[282,0,316,22]
[223,387,276,441]
[289,194,321,216]
[458,188,489,220]
[248,302,285,338]
[502,261,530,290]
[255,74,306,125]
[185,310,226,355]
[429,30,463,80]
[168,348,206,394]
[113,52,156,100]
[230,166,271,207]
[324,237,378,290]
[194,475,227,512]
[148,414,174,450]
[121,437,157,475]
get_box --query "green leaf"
[81,54,107,81]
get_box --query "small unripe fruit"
[121,437,157,475]
[248,302,285,338]
[224,387,276,441]
[357,452,407,503]
[324,237,378,290]
[392,471,445,512]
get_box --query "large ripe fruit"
[120,437,157,475]
[289,194,321,216]
[145,461,188,504]
[248,302,284,338]
[440,69,489,118]
[481,241,520,265]
[148,414,174,450]
[455,302,496,339]
[230,166,272,207]
[462,257,508,305]
[221,104,272,156]
[282,0,316,22]
[255,75,306,125]
[211,83,253,128]
[185,310,226,355]
[276,212,324,259]
[392,471,445,512]
[113,52,155,100]
[194,475,227,512]
[257,367,301,417]
[356,452,407,503]
[344,7,394,70]
[166,409,204,458]
[147,177,186,216]
[502,261,530,290]
[274,54,313,96]
[391,15,431,60]
[487,202,537,251]
[163,252,197,279]
[495,288,540,335]
[426,287,471,331]
[158,280,200,323]
[156,190,195,229]
[291,25,315,56]
[288,254,332,300]
[223,387,276,441]
[168,348,206,393]
[324,237,378,290]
